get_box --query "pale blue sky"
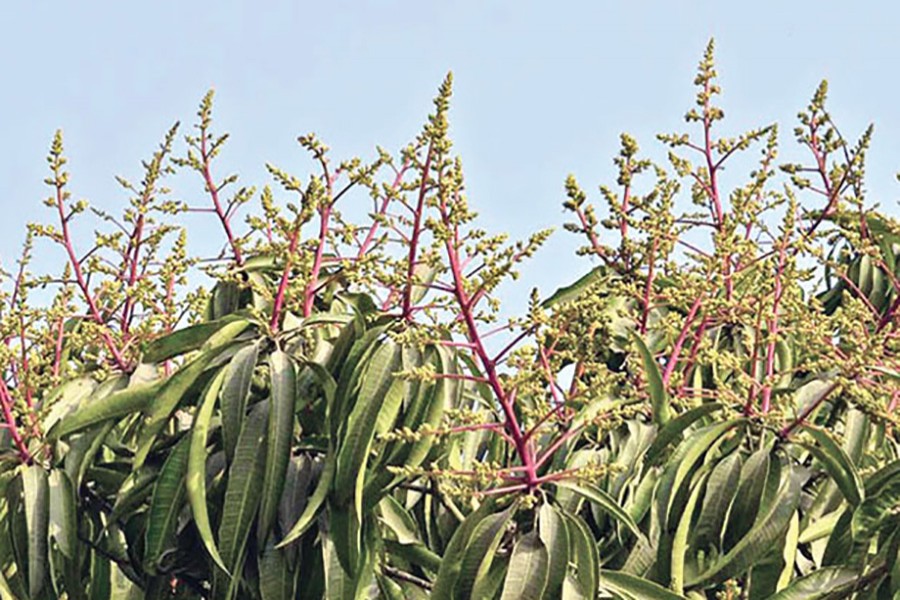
[2,1,899,311]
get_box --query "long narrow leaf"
[187,368,229,574]
[259,351,297,544]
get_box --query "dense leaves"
[0,41,899,599]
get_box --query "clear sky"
[2,1,899,313]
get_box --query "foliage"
[1,40,900,598]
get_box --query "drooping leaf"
[23,465,50,599]
[219,401,269,572]
[259,539,297,600]
[259,351,297,544]
[48,469,77,561]
[539,503,569,598]
[186,368,229,574]
[221,341,260,462]
[645,403,723,465]
[500,530,549,600]
[135,319,250,469]
[456,505,516,599]
[49,381,161,440]
[796,424,864,506]
[144,437,190,573]
[334,338,401,510]
[671,472,708,594]
[277,454,335,548]
[851,476,900,541]
[555,480,642,538]
[631,330,670,426]
[767,567,861,599]
[694,452,741,550]
[599,570,687,600]
[561,511,599,600]
[142,313,247,363]
[430,500,496,600]
[658,420,744,531]
[688,465,803,588]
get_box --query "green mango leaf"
[48,469,77,561]
[631,330,670,426]
[221,341,261,463]
[49,381,161,440]
[500,530,549,600]
[852,477,900,541]
[796,424,864,506]
[135,319,250,469]
[671,472,708,594]
[555,480,641,538]
[23,465,50,599]
[457,505,516,599]
[321,520,356,600]
[334,338,401,509]
[645,403,723,465]
[560,510,599,599]
[142,314,247,363]
[768,567,861,599]
[694,452,741,550]
[277,454,335,548]
[259,351,297,544]
[687,465,803,588]
[259,539,297,600]
[599,570,687,599]
[430,500,497,600]
[539,503,569,598]
[219,402,269,573]
[658,420,744,531]
[187,368,229,574]
[144,437,190,573]
[383,540,442,573]
[541,267,605,308]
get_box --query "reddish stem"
[53,183,129,371]
[661,294,704,386]
[402,145,433,321]
[200,130,244,266]
[441,199,539,489]
[779,381,840,438]
[0,379,31,463]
